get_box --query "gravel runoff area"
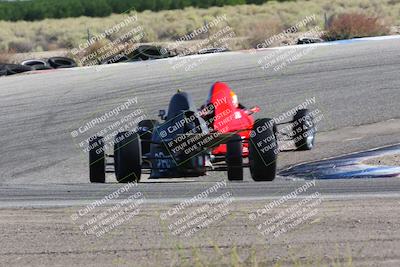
[1,196,400,267]
[364,154,400,167]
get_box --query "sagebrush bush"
[323,12,390,40]
[245,18,283,48]
[0,52,13,63]
[8,40,34,53]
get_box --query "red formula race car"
[200,81,316,179]
[201,82,258,157]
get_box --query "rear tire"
[89,136,105,183]
[249,118,278,181]
[114,132,142,183]
[293,109,316,151]
[226,134,243,181]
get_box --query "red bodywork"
[204,82,258,157]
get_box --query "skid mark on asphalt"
[11,158,68,178]
[280,144,400,179]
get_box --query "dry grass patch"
[245,18,283,48]
[0,51,15,63]
[323,12,390,40]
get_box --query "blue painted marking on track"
[328,39,362,45]
[280,144,400,180]
[326,35,400,45]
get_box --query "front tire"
[89,136,105,183]
[249,119,278,181]
[226,134,243,181]
[293,109,316,151]
[114,132,142,183]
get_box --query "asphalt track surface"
[1,36,400,204]
[1,178,400,208]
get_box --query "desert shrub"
[8,40,34,53]
[323,12,390,41]
[0,51,14,63]
[76,39,112,66]
[245,18,283,48]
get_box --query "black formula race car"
[88,90,316,183]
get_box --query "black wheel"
[249,118,278,181]
[89,136,105,183]
[21,59,47,68]
[0,64,32,76]
[103,55,129,64]
[31,65,53,70]
[226,134,243,181]
[114,132,142,183]
[0,68,7,76]
[137,120,157,155]
[113,132,124,178]
[48,57,77,69]
[293,109,316,151]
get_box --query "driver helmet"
[230,90,239,108]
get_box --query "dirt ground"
[1,196,399,267]
[364,154,400,167]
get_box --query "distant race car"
[88,82,316,183]
[202,82,316,156]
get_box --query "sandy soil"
[364,154,400,167]
[1,197,399,267]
